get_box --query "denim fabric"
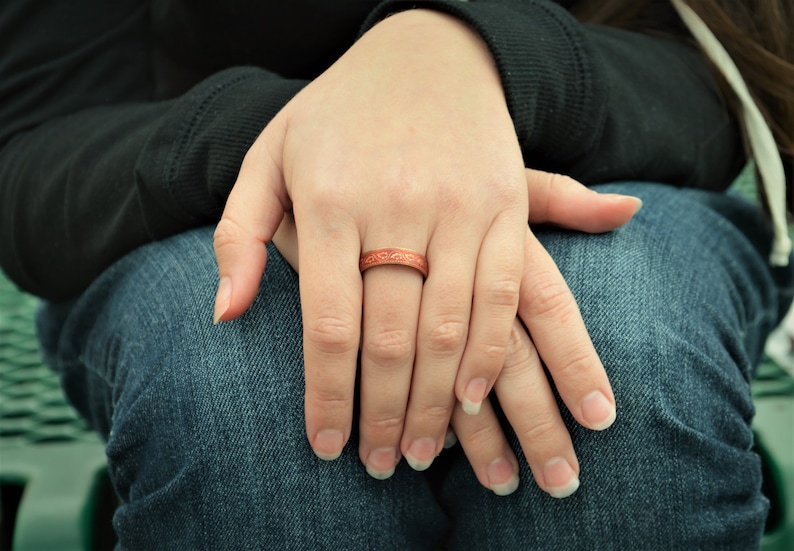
[38,183,793,550]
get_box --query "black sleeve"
[0,0,306,300]
[0,0,743,300]
[362,0,744,187]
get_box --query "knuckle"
[425,318,468,354]
[213,217,243,251]
[298,185,358,228]
[486,168,521,191]
[474,341,509,366]
[310,388,353,415]
[364,329,414,366]
[552,346,598,379]
[368,168,432,216]
[435,184,466,216]
[482,276,521,309]
[413,402,454,425]
[518,412,561,445]
[487,172,524,206]
[385,175,425,210]
[557,174,580,188]
[307,185,347,213]
[506,324,525,358]
[306,199,354,234]
[305,314,359,356]
[530,172,558,219]
[548,172,572,188]
[296,178,349,209]
[523,278,575,323]
[362,412,404,435]
[459,415,500,448]
[503,323,536,372]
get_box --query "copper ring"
[359,248,429,278]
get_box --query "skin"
[213,9,639,495]
[273,169,640,496]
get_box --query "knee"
[68,229,308,493]
[528,185,771,545]
[539,183,777,382]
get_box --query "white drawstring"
[671,0,791,266]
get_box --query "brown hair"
[573,0,794,210]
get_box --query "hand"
[213,10,528,476]
[451,172,640,497]
[275,171,641,496]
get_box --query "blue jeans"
[38,183,793,550]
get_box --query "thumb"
[526,169,642,233]
[213,115,291,323]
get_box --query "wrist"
[353,8,501,94]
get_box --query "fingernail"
[581,390,616,431]
[443,427,458,449]
[487,457,519,496]
[604,194,643,212]
[366,447,399,480]
[543,457,580,499]
[405,437,437,471]
[462,377,489,415]
[213,277,232,325]
[313,429,345,461]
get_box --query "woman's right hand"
[448,170,640,497]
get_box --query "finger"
[297,204,363,462]
[271,211,299,271]
[213,116,291,323]
[526,170,642,233]
[358,262,424,479]
[401,230,477,472]
[495,318,580,498]
[519,228,616,432]
[454,210,524,416]
[444,426,458,449]
[450,397,520,496]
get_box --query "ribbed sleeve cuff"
[137,67,306,236]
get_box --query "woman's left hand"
[214,9,529,477]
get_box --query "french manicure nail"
[581,390,617,431]
[213,276,232,325]
[313,429,345,461]
[487,457,519,496]
[366,447,398,480]
[543,457,580,499]
[462,377,489,415]
[405,437,437,471]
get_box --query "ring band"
[359,248,429,278]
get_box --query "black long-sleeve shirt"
[0,0,743,300]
